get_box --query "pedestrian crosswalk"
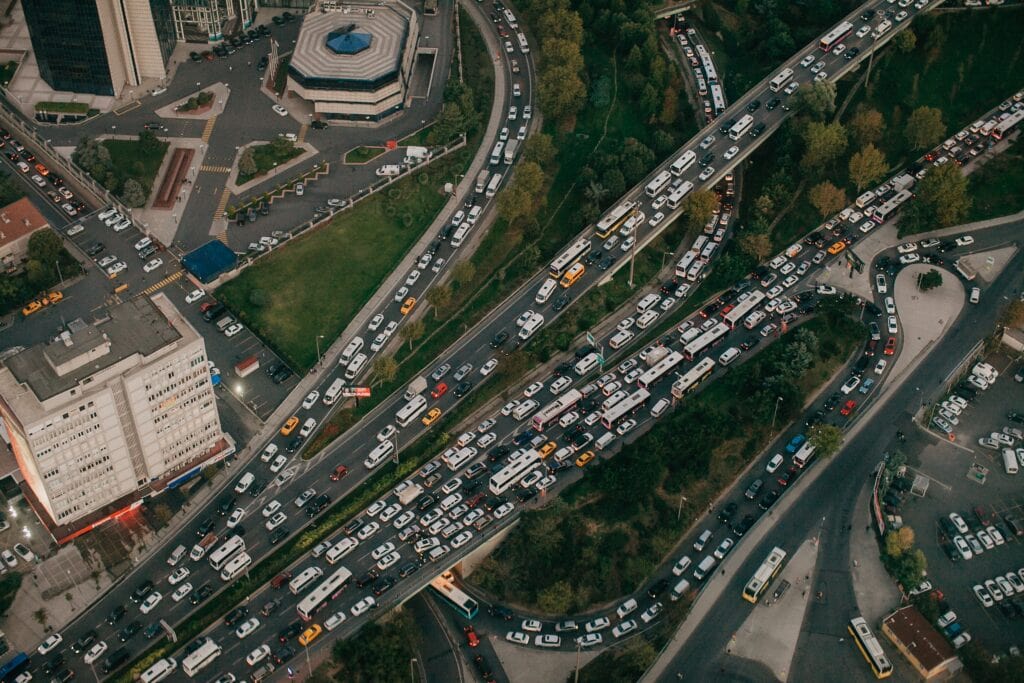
[214,189,232,219]
[216,230,229,246]
[139,270,183,297]
[297,124,308,144]
[200,165,232,174]
[201,116,218,143]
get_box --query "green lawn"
[344,146,386,164]
[218,150,470,370]
[236,141,302,184]
[101,138,169,198]
[34,101,89,114]
[399,126,434,147]
[967,138,1024,221]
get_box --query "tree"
[601,167,626,198]
[151,503,173,527]
[801,121,847,172]
[739,233,772,261]
[793,79,837,120]
[497,161,545,224]
[918,269,943,291]
[537,65,585,125]
[537,8,583,48]
[120,178,147,207]
[536,579,574,614]
[1002,300,1024,328]
[808,181,847,218]
[238,148,257,177]
[522,133,557,167]
[33,607,48,628]
[904,106,946,151]
[399,320,425,350]
[27,229,64,266]
[24,259,52,289]
[370,356,398,386]
[900,164,971,235]
[808,424,844,458]
[451,260,476,288]
[425,285,451,318]
[885,526,916,557]
[681,190,719,235]
[848,144,888,192]
[849,107,885,146]
[894,28,917,53]
[201,464,218,482]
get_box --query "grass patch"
[967,138,1024,221]
[471,313,862,613]
[344,146,386,164]
[321,610,420,681]
[400,126,434,147]
[0,61,17,87]
[34,100,89,114]
[101,137,169,199]
[236,140,303,184]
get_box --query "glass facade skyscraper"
[22,0,114,96]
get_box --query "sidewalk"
[848,482,900,626]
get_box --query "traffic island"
[154,82,230,120]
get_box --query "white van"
[511,400,539,421]
[609,330,634,349]
[364,441,395,469]
[345,352,368,380]
[167,545,187,567]
[680,327,701,344]
[595,432,615,450]
[692,555,717,581]
[670,578,691,601]
[1004,449,1019,475]
[650,397,671,418]
[693,529,713,552]
[339,337,364,366]
[636,293,660,314]
[450,223,470,248]
[969,287,980,304]
[718,347,740,366]
[535,279,557,305]
[518,313,544,340]
[636,309,660,330]
[574,353,600,376]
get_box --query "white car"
[480,358,499,376]
[699,166,715,181]
[269,454,288,473]
[494,502,515,519]
[524,381,545,398]
[185,289,204,304]
[247,644,271,666]
[324,611,347,631]
[394,286,409,302]
[38,633,63,655]
[265,511,287,531]
[612,619,637,638]
[168,567,190,585]
[351,596,377,616]
[506,631,530,645]
[899,253,921,265]
[105,261,127,277]
[261,500,282,518]
[142,258,163,273]
[376,551,401,570]
[272,104,288,117]
[616,419,637,436]
[723,145,739,160]
[451,530,473,549]
[140,591,163,614]
[648,212,665,227]
[357,521,380,540]
[577,633,603,648]
[83,641,108,664]
[235,617,260,639]
[368,314,385,331]
[955,235,974,247]
[887,316,898,335]
[535,634,561,648]
[896,242,918,254]
[766,453,784,473]
[224,323,243,338]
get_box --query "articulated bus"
[741,546,787,603]
[671,357,715,399]
[600,388,650,429]
[181,640,222,678]
[848,617,894,679]
[769,68,794,92]
[870,189,913,224]
[722,291,766,329]
[489,449,540,495]
[549,238,592,279]
[710,83,727,115]
[208,535,245,571]
[670,150,697,176]
[728,115,754,141]
[532,390,583,431]
[595,200,638,239]
[992,108,1024,140]
[682,322,729,360]
[645,170,673,197]
[637,351,685,390]
[819,21,853,52]
[297,566,353,621]
[431,571,480,619]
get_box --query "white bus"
[742,546,787,603]
[595,200,638,239]
[871,189,913,224]
[769,68,794,92]
[297,566,353,621]
[793,441,816,468]
[992,108,1024,140]
[443,446,477,472]
[181,640,222,678]
[637,351,685,389]
[485,172,503,198]
[600,388,650,429]
[323,378,345,406]
[289,566,324,595]
[728,115,754,141]
[220,551,252,581]
[503,8,517,28]
[820,21,853,52]
[532,389,583,431]
[675,251,697,279]
[450,223,471,248]
[140,658,177,683]
[208,535,245,571]
[666,180,694,210]
[645,170,672,197]
[489,449,540,495]
[549,238,592,279]
[395,394,428,427]
[710,83,726,115]
[683,321,729,360]
[722,291,766,329]
[516,31,529,53]
[670,150,697,176]
[671,357,716,399]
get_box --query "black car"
[955,384,978,400]
[356,570,380,588]
[273,645,297,665]
[490,330,509,348]
[272,367,293,384]
[106,604,126,625]
[101,647,130,674]
[598,255,616,270]
[750,123,767,138]
[130,580,154,604]
[1008,411,1024,425]
[286,436,303,453]
[585,249,604,265]
[52,669,75,683]
[398,561,420,578]
[269,527,289,544]
[553,361,574,377]
[739,338,760,351]
[202,303,226,322]
[516,487,538,503]
[117,620,142,642]
[716,502,738,524]
[746,99,761,113]
[343,517,365,535]
[732,513,756,536]
[311,120,328,129]
[249,478,267,496]
[454,381,472,398]
[699,152,715,167]
[489,605,515,620]
[647,578,670,599]
[71,631,97,653]
[719,118,736,135]
[43,655,65,674]
[860,8,876,20]
[225,606,249,627]
[844,47,861,61]
[552,294,570,312]
[189,583,214,605]
[144,622,164,640]
[86,242,105,256]
[217,495,236,515]
[758,489,780,510]
[278,621,303,642]
[372,576,397,596]
[765,98,781,111]
[416,494,436,511]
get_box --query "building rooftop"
[883,606,958,674]
[0,197,49,249]
[290,2,410,84]
[2,295,183,404]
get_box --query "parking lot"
[896,350,1024,655]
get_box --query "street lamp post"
[410,657,418,683]
[315,334,325,366]
[628,221,639,288]
[661,250,674,271]
[677,493,688,521]
[770,395,784,434]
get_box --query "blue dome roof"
[326,29,372,55]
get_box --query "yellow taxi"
[421,407,442,426]
[21,300,42,316]
[827,241,846,255]
[298,624,323,647]
[575,450,596,468]
[538,441,557,459]
[280,416,300,436]
[400,297,417,315]
[45,291,63,304]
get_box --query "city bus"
[532,390,583,431]
[637,351,685,390]
[682,322,729,360]
[220,551,252,581]
[443,446,476,472]
[670,150,697,176]
[549,238,592,279]
[289,566,324,595]
[666,181,694,210]
[710,83,727,115]
[595,200,638,239]
[395,394,428,427]
[559,262,585,288]
[991,108,1024,140]
[848,617,894,679]
[645,170,673,197]
[819,21,853,52]
[297,566,353,621]
[0,653,29,682]
[208,534,245,571]
[870,189,913,224]
[140,657,177,683]
[728,115,754,141]
[181,640,222,678]
[489,449,540,495]
[696,45,718,84]
[600,388,650,429]
[722,291,766,329]
[769,68,794,92]
[430,571,480,619]
[741,546,787,603]
[671,357,715,399]
[675,251,697,279]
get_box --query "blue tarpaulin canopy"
[182,240,237,283]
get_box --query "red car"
[431,382,448,399]
[840,399,857,416]
[884,337,897,356]
[330,465,349,481]
[271,571,293,589]
[464,625,480,648]
[778,466,798,487]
